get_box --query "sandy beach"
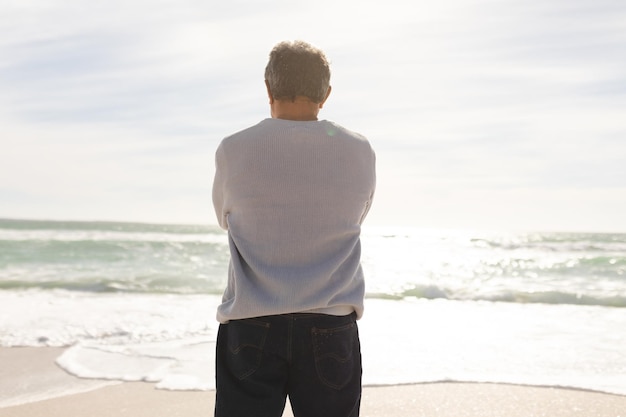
[1,347,625,417]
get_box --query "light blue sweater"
[212,118,376,323]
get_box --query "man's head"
[264,40,331,104]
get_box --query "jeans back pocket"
[312,322,361,390]
[226,319,271,380]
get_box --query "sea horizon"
[3,215,626,235]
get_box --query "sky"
[1,0,625,233]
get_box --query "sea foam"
[3,291,625,396]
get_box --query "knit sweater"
[212,118,376,323]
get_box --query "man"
[212,40,376,417]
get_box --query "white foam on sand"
[56,338,216,391]
[49,298,626,396]
[359,298,626,395]
[2,291,626,404]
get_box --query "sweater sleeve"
[212,143,228,230]
[358,145,377,225]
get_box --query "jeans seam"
[287,316,293,364]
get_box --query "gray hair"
[264,40,331,103]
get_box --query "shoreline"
[1,347,625,417]
[3,381,626,417]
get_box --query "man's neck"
[270,97,321,121]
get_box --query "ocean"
[1,218,625,401]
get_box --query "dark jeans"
[215,312,362,417]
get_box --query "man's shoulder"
[222,119,270,142]
[320,121,374,158]
[216,120,272,157]
[321,120,368,142]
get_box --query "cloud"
[1,0,625,230]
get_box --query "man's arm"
[212,144,228,230]
[358,151,376,225]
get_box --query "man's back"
[213,40,373,417]
[213,117,376,323]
